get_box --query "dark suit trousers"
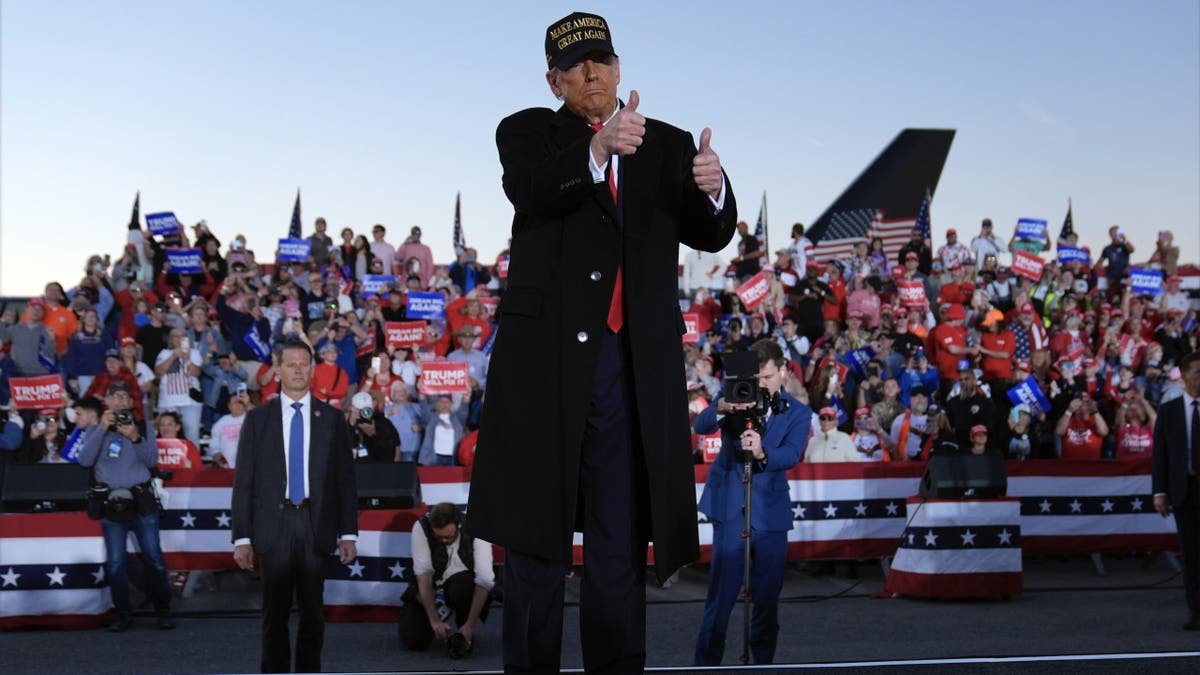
[503,330,649,674]
[260,508,327,673]
[1175,476,1200,614]
[694,524,787,666]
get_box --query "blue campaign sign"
[1056,246,1089,264]
[1015,218,1048,241]
[146,212,180,236]
[1007,378,1052,415]
[845,346,876,380]
[165,248,203,275]
[243,328,271,362]
[361,275,396,297]
[406,291,445,319]
[58,428,88,464]
[1130,268,1163,296]
[480,325,498,356]
[277,238,312,262]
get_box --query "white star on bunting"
[1069,500,1082,513]
[388,561,406,579]
[960,529,976,546]
[46,566,66,586]
[347,560,365,578]
[1,568,20,587]
[180,512,197,528]
[853,503,868,517]
[216,512,232,528]
[885,502,899,516]
[998,529,1013,545]
[823,503,838,518]
[1100,499,1114,513]
[92,567,106,585]
[1039,499,1052,513]
[793,504,806,519]
[923,531,938,547]
[1130,498,1144,512]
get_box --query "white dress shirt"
[410,523,495,591]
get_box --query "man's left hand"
[692,128,723,200]
[459,622,475,646]
[338,540,357,564]
[740,428,765,460]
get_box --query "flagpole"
[762,192,769,258]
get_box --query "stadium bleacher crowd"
[0,213,1196,474]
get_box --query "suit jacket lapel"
[553,105,619,224]
[308,400,329,506]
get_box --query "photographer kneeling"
[77,382,174,631]
[693,340,811,666]
[399,502,494,658]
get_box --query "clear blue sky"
[2,0,1197,295]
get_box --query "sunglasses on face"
[819,415,836,422]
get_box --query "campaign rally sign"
[497,255,510,279]
[146,211,180,236]
[845,346,876,381]
[682,312,700,344]
[1056,246,1089,264]
[277,238,312,263]
[157,439,201,470]
[57,429,87,464]
[1011,250,1045,282]
[1007,378,1052,415]
[897,280,926,308]
[700,433,722,463]
[9,375,66,411]
[419,361,470,395]
[735,271,770,311]
[165,248,204,275]
[361,275,396,298]
[406,292,445,320]
[1130,268,1164,296]
[385,321,426,349]
[1015,218,1047,242]
[817,357,850,388]
[243,329,271,363]
[480,297,500,319]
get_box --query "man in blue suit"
[694,339,811,665]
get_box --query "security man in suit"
[1153,349,1200,630]
[467,11,737,673]
[693,340,810,665]
[231,339,358,673]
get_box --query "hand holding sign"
[591,90,644,159]
[692,128,724,199]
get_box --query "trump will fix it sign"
[9,375,66,411]
[419,361,470,396]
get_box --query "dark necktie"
[590,123,624,333]
[1191,400,1199,476]
[289,402,305,503]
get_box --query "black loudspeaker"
[355,461,421,509]
[1,464,92,512]
[919,454,1007,499]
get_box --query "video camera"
[721,351,787,425]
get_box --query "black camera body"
[446,631,471,659]
[110,409,134,430]
[357,407,374,424]
[720,351,787,428]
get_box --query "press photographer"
[399,502,494,659]
[347,391,401,462]
[77,381,174,631]
[693,340,811,665]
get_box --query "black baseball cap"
[106,380,133,395]
[545,12,616,70]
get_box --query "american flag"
[754,191,767,253]
[452,192,466,254]
[128,191,140,230]
[288,189,302,239]
[811,209,918,263]
[913,188,931,244]
[1058,198,1075,243]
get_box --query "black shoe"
[156,616,176,630]
[109,615,133,632]
[1183,613,1200,631]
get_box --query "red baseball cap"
[119,336,136,347]
[38,408,59,418]
[970,424,988,436]
[905,251,919,261]
[947,228,958,236]
[1019,303,1035,314]
[848,310,865,320]
[1167,275,1181,284]
[27,297,46,308]
[1015,361,1032,372]
[806,260,822,269]
[943,304,966,321]
[818,407,838,418]
[855,407,872,418]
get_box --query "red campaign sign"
[8,375,66,411]
[818,357,850,385]
[156,439,201,470]
[700,433,722,463]
[419,361,470,395]
[897,280,927,308]
[735,271,770,311]
[480,297,500,319]
[682,312,700,344]
[1012,250,1045,282]
[891,266,906,280]
[385,321,426,349]
[497,255,510,279]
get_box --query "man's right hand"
[234,544,256,571]
[590,90,644,161]
[1154,494,1171,518]
[431,619,452,641]
[716,398,756,416]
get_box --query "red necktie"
[590,123,624,333]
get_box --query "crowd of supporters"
[0,216,1196,473]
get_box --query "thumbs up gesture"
[692,128,724,200]
[590,90,646,161]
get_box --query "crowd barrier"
[0,459,1176,628]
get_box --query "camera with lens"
[721,351,786,422]
[446,631,471,659]
[356,407,374,424]
[112,409,134,428]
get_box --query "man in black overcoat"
[467,11,737,673]
[1153,349,1200,630]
